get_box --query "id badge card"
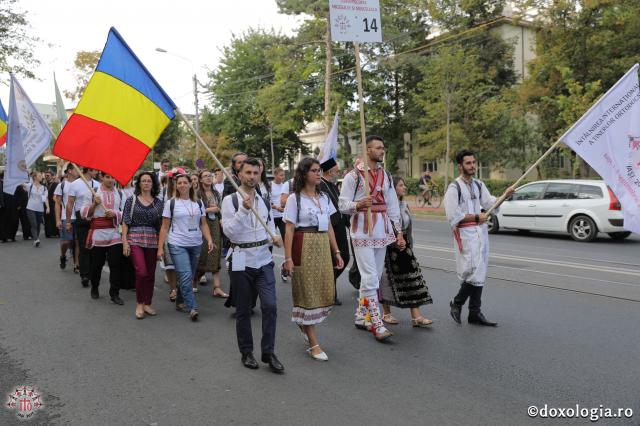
[317,213,329,232]
[232,250,246,271]
[188,216,199,232]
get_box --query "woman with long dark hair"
[282,158,344,361]
[122,171,164,319]
[379,177,433,326]
[194,169,227,298]
[157,173,214,322]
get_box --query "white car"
[488,179,631,242]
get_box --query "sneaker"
[73,266,80,274]
[192,287,199,293]
[34,240,40,247]
[60,255,67,270]
[199,275,207,285]
[190,309,199,322]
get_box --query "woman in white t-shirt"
[25,171,49,247]
[282,158,344,361]
[158,173,214,322]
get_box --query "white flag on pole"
[54,73,68,127]
[3,75,29,195]
[560,63,640,234]
[9,74,53,167]
[318,112,339,165]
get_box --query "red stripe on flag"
[0,134,6,147]
[53,114,150,185]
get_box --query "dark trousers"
[18,206,31,240]
[230,263,277,355]
[453,282,483,314]
[1,195,19,241]
[44,208,58,238]
[90,244,122,297]
[274,217,286,240]
[332,223,350,281]
[75,217,91,279]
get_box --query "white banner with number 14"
[329,0,382,43]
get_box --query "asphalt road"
[0,220,638,425]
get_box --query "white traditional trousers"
[353,246,387,297]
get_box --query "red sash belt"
[86,217,117,248]
[352,167,389,234]
[453,221,479,252]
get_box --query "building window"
[423,161,437,172]
[476,161,490,179]
[550,152,566,169]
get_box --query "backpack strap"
[453,179,483,205]
[169,198,175,231]
[128,195,136,223]
[296,192,301,224]
[231,192,271,222]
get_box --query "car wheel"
[608,231,631,240]
[569,215,598,242]
[487,214,499,234]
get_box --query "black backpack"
[230,192,271,222]
[452,179,483,204]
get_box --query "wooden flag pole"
[175,109,277,240]
[485,138,564,216]
[354,42,373,235]
[71,163,98,197]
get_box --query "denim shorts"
[60,219,76,241]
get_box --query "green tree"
[64,50,100,101]
[153,117,183,158]
[0,0,40,79]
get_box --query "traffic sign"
[329,0,382,43]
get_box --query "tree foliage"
[64,50,100,101]
[0,0,40,79]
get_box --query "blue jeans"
[168,244,201,311]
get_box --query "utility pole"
[270,124,275,172]
[323,17,333,138]
[193,73,199,166]
[445,90,451,190]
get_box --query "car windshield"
[512,183,546,200]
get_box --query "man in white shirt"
[213,168,225,196]
[339,136,404,342]
[54,164,78,270]
[270,167,286,240]
[444,150,514,327]
[82,173,125,304]
[66,168,99,287]
[221,157,284,373]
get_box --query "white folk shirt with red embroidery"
[81,187,124,247]
[338,163,401,248]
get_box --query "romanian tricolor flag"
[0,98,7,147]
[53,27,176,184]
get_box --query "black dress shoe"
[334,298,342,306]
[110,296,124,305]
[81,278,89,288]
[261,353,284,374]
[90,287,99,299]
[241,353,259,370]
[468,312,497,327]
[449,300,462,324]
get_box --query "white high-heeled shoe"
[306,345,328,361]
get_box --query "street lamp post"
[155,47,201,164]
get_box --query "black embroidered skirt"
[379,245,433,308]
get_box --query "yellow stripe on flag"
[0,121,6,135]
[75,71,170,149]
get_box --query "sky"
[2,0,302,114]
